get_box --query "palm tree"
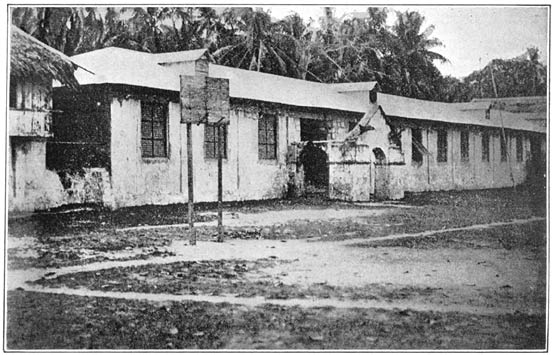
[212,7,294,75]
[385,11,448,98]
[525,47,546,96]
[306,7,389,83]
[11,7,86,56]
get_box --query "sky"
[265,5,549,79]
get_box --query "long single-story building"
[8,43,547,211]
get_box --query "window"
[9,77,17,109]
[411,128,423,164]
[500,134,507,162]
[516,135,523,162]
[482,132,490,162]
[204,123,227,159]
[388,126,402,150]
[258,114,277,160]
[141,101,168,158]
[460,131,470,162]
[437,129,448,162]
[369,89,377,103]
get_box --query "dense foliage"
[11,7,547,102]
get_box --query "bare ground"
[5,187,548,349]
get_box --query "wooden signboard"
[180,75,230,124]
[206,77,230,124]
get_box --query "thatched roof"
[10,25,80,89]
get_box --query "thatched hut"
[10,25,79,90]
[9,25,83,212]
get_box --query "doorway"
[300,119,329,196]
[299,142,329,195]
[372,147,389,200]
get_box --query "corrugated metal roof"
[450,101,492,111]
[329,82,378,92]
[208,64,368,112]
[69,47,368,113]
[378,93,544,133]
[66,46,545,134]
[472,96,547,113]
[70,47,181,91]
[154,48,208,63]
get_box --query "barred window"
[141,101,168,158]
[516,135,523,162]
[258,114,277,160]
[482,132,490,162]
[205,123,228,159]
[411,128,423,164]
[500,134,508,162]
[9,77,17,109]
[437,129,448,163]
[460,131,470,162]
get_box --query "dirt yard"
[5,187,547,350]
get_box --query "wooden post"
[217,123,224,242]
[187,122,196,245]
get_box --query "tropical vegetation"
[11,6,547,102]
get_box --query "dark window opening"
[259,114,277,160]
[9,77,17,109]
[205,123,228,159]
[460,131,470,162]
[516,135,523,162]
[388,127,402,150]
[437,129,448,163]
[369,90,377,103]
[482,132,490,162]
[500,134,507,162]
[141,101,168,158]
[301,118,327,142]
[411,128,423,164]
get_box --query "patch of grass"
[351,222,546,251]
[8,196,369,239]
[6,290,546,349]
[8,188,546,270]
[7,230,181,269]
[28,259,455,303]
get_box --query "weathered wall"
[110,99,183,207]
[327,107,404,201]
[8,138,110,212]
[8,79,110,212]
[9,139,62,211]
[392,123,535,194]
[328,144,373,201]
[109,98,310,207]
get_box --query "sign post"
[180,74,205,246]
[217,123,224,242]
[186,122,196,245]
[181,74,230,244]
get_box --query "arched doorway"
[299,142,329,196]
[372,147,389,200]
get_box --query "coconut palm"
[384,10,448,98]
[11,7,86,56]
[212,7,295,75]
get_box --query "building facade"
[8,43,547,212]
